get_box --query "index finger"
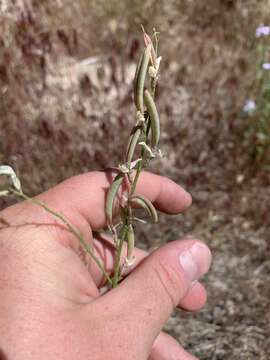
[1,171,191,232]
[39,170,192,230]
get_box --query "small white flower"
[256,25,270,37]
[243,100,256,114]
[262,63,270,70]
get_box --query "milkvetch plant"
[105,27,162,287]
[0,28,162,288]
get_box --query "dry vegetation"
[1,0,270,359]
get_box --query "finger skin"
[0,170,206,313]
[1,171,191,230]
[179,281,207,311]
[0,171,196,305]
[135,172,192,214]
[149,331,198,360]
[45,170,191,229]
[0,172,207,360]
[95,239,212,349]
[93,234,207,312]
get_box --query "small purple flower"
[243,100,256,114]
[262,63,270,70]
[256,25,270,37]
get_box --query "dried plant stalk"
[106,28,162,287]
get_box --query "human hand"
[0,171,211,360]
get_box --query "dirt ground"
[0,1,270,359]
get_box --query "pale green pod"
[135,44,151,112]
[133,52,143,97]
[126,128,141,164]
[130,194,158,223]
[144,89,160,148]
[105,174,124,225]
[126,224,135,261]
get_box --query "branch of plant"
[109,29,161,287]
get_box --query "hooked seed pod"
[130,194,158,223]
[105,174,124,226]
[133,52,143,97]
[126,128,142,165]
[144,89,160,148]
[134,44,151,113]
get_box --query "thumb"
[103,239,211,346]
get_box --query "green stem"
[112,225,128,288]
[11,189,112,286]
[130,117,151,195]
[130,151,146,195]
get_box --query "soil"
[0,1,270,359]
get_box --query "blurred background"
[0,0,270,358]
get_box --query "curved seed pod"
[126,224,135,261]
[130,194,158,223]
[105,174,124,226]
[135,44,151,112]
[133,52,143,96]
[144,89,160,148]
[126,128,141,164]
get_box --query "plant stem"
[130,117,151,195]
[112,225,128,288]
[110,31,160,287]
[11,189,112,286]
[130,151,146,195]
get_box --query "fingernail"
[179,243,211,282]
